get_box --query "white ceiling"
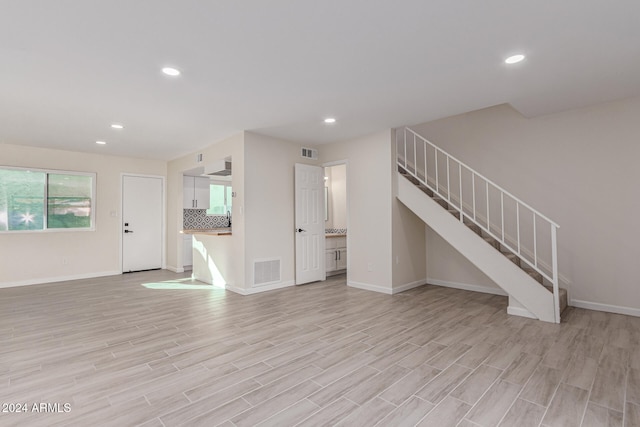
[2,1,640,160]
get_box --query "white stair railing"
[397,127,561,323]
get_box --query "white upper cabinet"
[194,177,210,208]
[183,176,211,209]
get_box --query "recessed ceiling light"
[111,123,124,129]
[95,141,107,145]
[505,54,525,64]
[324,118,336,124]
[162,67,181,76]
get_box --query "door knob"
[124,230,134,233]
[296,228,306,233]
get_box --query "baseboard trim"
[348,281,393,295]
[227,280,295,296]
[393,279,428,294]
[571,299,640,318]
[427,278,508,296]
[507,306,538,319]
[0,270,122,289]
[166,265,185,273]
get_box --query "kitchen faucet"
[226,210,232,228]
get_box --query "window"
[0,167,96,232]
[206,182,232,215]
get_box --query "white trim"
[507,306,538,319]
[322,159,349,168]
[427,278,508,296]
[348,280,393,295]
[392,279,427,294]
[226,280,294,295]
[166,265,185,273]
[0,270,121,289]
[570,299,640,318]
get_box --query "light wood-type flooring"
[1,270,639,426]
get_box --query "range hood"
[204,160,232,176]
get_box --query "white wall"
[392,149,427,291]
[412,97,640,315]
[0,143,166,286]
[243,132,315,290]
[325,164,347,229]
[426,226,498,291]
[321,130,414,294]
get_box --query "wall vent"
[253,258,281,286]
[301,147,318,160]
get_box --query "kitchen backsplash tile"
[183,209,229,229]
[325,228,347,234]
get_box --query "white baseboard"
[348,280,394,295]
[392,279,428,294]
[427,278,508,296]
[226,280,294,296]
[507,305,538,319]
[0,270,122,289]
[166,265,185,273]
[570,299,640,318]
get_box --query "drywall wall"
[412,97,640,314]
[243,131,316,290]
[320,129,426,294]
[166,133,245,290]
[391,170,427,291]
[426,226,499,291]
[0,143,166,286]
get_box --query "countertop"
[181,228,232,236]
[326,233,347,238]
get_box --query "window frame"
[205,180,232,216]
[0,165,97,233]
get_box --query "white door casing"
[295,163,325,284]
[122,175,163,272]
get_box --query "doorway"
[323,162,348,278]
[122,175,164,272]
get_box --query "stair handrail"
[397,127,561,323]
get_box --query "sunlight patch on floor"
[141,278,222,290]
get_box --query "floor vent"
[301,147,318,160]
[253,259,281,286]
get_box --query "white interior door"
[122,175,163,272]
[295,163,325,284]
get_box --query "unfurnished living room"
[1,2,640,426]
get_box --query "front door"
[122,175,163,272]
[295,163,325,284]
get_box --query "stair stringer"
[397,173,555,323]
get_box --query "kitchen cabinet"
[325,249,337,272]
[336,248,347,270]
[325,236,347,275]
[183,176,211,209]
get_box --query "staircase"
[396,127,567,323]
